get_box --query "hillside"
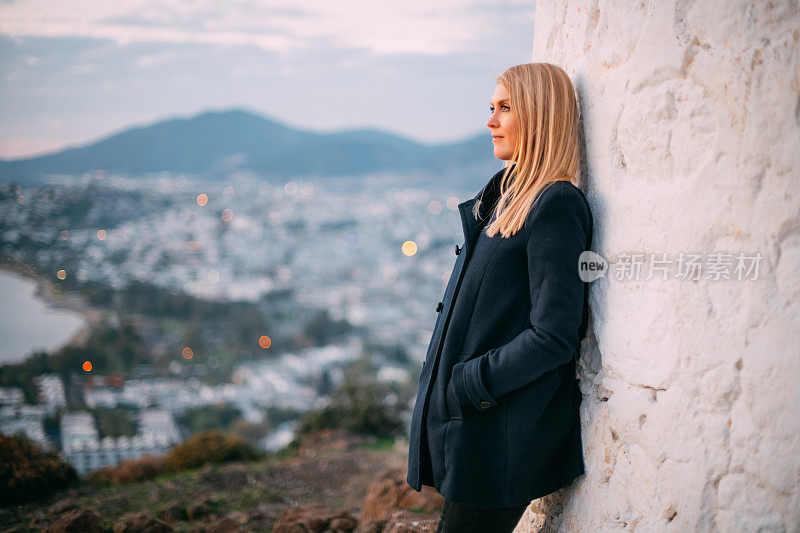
[0,108,498,184]
[0,429,444,532]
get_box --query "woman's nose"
[487,114,498,128]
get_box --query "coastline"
[0,257,103,355]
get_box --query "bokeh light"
[427,200,443,214]
[96,229,106,240]
[196,193,208,206]
[223,186,235,199]
[221,208,233,221]
[402,240,418,256]
[259,335,271,349]
[56,269,66,280]
[82,360,92,371]
[182,347,193,359]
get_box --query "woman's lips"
[492,136,503,141]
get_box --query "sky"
[0,0,534,160]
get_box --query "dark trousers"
[435,498,529,533]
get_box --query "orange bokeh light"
[182,346,194,359]
[197,193,208,206]
[402,240,418,256]
[259,335,271,349]
[82,361,92,371]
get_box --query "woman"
[406,63,594,532]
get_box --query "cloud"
[0,0,532,56]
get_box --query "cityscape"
[0,170,484,475]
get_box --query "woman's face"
[486,83,518,161]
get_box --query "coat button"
[480,401,492,409]
[436,301,443,312]
[455,244,461,255]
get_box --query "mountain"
[0,108,499,184]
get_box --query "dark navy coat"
[406,166,594,509]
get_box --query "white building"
[137,408,181,443]
[59,408,181,476]
[64,433,173,476]
[84,386,119,408]
[34,374,67,414]
[60,410,99,451]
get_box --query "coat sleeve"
[449,182,592,411]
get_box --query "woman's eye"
[489,106,494,112]
[502,105,510,111]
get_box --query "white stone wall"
[517,1,800,531]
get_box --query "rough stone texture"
[381,510,439,533]
[513,1,800,531]
[360,467,443,521]
[273,505,357,533]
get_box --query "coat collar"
[457,164,515,247]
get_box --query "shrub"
[176,402,242,434]
[164,430,264,471]
[85,454,167,485]
[295,363,407,441]
[0,432,78,505]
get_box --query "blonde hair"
[475,62,581,238]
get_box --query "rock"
[382,510,438,532]
[396,488,442,514]
[353,520,384,533]
[112,511,172,532]
[329,515,358,532]
[360,468,442,522]
[43,508,104,533]
[273,505,357,533]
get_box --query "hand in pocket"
[446,378,461,419]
